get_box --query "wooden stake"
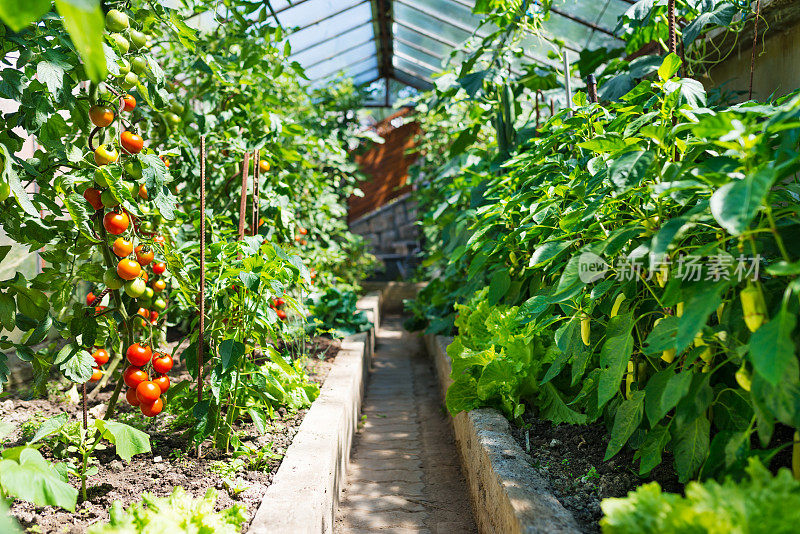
[237,153,250,245]
[667,0,676,55]
[748,0,762,100]
[197,135,206,458]
[587,74,598,103]
[252,151,259,236]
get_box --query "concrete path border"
[424,334,581,534]
[248,293,380,534]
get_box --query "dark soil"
[3,335,340,533]
[510,415,682,533]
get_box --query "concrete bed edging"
[424,334,581,534]
[248,293,380,534]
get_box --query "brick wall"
[348,108,419,222]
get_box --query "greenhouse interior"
[1,0,800,532]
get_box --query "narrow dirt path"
[334,316,477,534]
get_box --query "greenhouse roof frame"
[266,0,631,97]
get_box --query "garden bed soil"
[509,415,682,533]
[3,335,340,533]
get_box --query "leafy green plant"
[306,287,371,339]
[30,414,150,501]
[406,0,800,487]
[87,487,246,534]
[0,421,77,511]
[600,458,800,534]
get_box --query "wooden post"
[748,0,762,100]
[237,153,250,245]
[587,74,598,103]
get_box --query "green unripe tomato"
[94,168,108,187]
[117,58,131,77]
[124,277,146,298]
[121,72,138,91]
[105,9,130,32]
[165,112,181,125]
[130,56,147,75]
[123,159,142,180]
[129,29,148,50]
[109,33,130,55]
[140,221,153,232]
[101,189,119,208]
[124,181,136,198]
[152,297,166,311]
[170,101,184,114]
[0,181,10,202]
[103,268,124,290]
[143,287,154,300]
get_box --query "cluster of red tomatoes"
[123,343,172,417]
[270,296,287,321]
[294,226,308,247]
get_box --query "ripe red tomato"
[95,306,106,314]
[125,387,141,406]
[273,297,285,307]
[299,239,307,246]
[152,279,166,293]
[152,353,173,374]
[149,310,159,324]
[89,367,102,382]
[103,211,130,235]
[158,154,170,167]
[126,343,152,367]
[83,187,103,210]
[139,184,148,200]
[117,258,141,280]
[140,270,149,283]
[89,104,115,127]
[140,397,163,417]
[123,366,148,388]
[136,381,161,403]
[134,245,154,265]
[136,307,150,319]
[294,235,301,242]
[86,292,96,306]
[122,94,136,112]
[298,227,307,235]
[92,348,109,365]
[120,131,144,154]
[152,375,170,393]
[153,234,165,244]
[112,237,133,257]
[277,309,287,320]
[152,262,166,275]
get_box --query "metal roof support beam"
[373,0,394,79]
[315,66,377,86]
[288,20,373,58]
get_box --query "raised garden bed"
[425,334,682,534]
[3,336,340,533]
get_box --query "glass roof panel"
[393,68,433,90]
[353,69,380,86]
[291,23,375,66]
[268,0,293,12]
[395,42,444,72]
[304,41,377,77]
[284,2,373,53]
[394,3,473,45]
[279,0,366,28]
[314,56,379,83]
[394,24,452,59]
[393,55,435,81]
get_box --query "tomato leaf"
[710,167,774,235]
[0,448,78,511]
[53,342,93,383]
